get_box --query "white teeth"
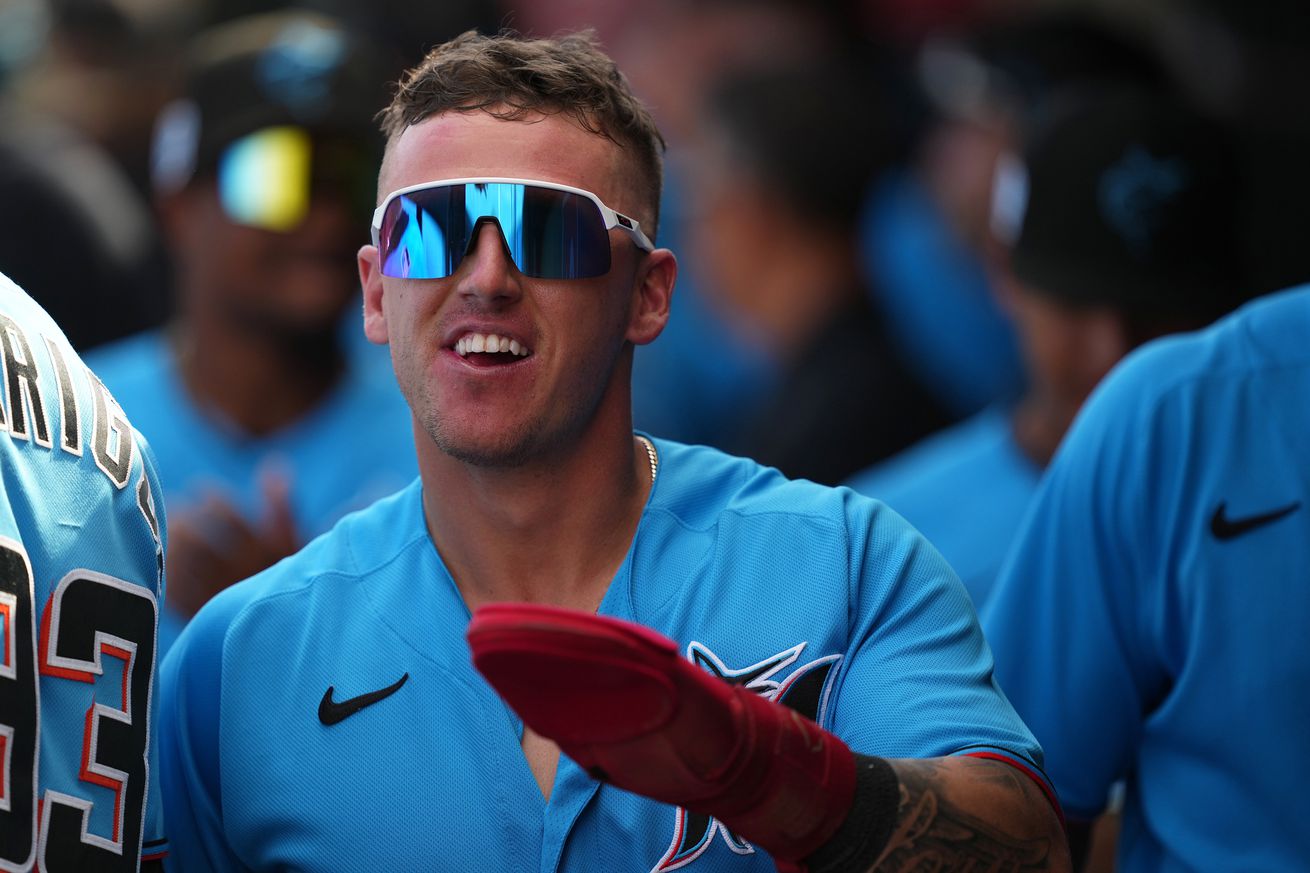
[455,333,531,358]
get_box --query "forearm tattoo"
[865,758,1056,872]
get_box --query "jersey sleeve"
[159,586,254,872]
[980,350,1174,821]
[826,494,1048,780]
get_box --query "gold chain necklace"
[636,435,659,485]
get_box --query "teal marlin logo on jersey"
[651,641,842,872]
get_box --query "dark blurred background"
[2,0,1307,458]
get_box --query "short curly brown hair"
[378,30,665,237]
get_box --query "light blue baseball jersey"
[846,407,1042,608]
[0,272,168,870]
[983,285,1310,871]
[85,329,418,653]
[160,438,1046,872]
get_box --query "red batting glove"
[467,603,856,868]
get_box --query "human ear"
[626,248,676,346]
[358,243,389,345]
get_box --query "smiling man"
[157,30,1068,872]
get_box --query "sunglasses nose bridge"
[455,218,525,299]
[464,216,515,264]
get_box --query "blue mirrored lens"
[378,182,612,279]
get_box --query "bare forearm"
[864,757,1071,873]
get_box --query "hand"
[165,471,299,619]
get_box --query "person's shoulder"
[264,478,428,591]
[1045,286,1310,511]
[846,408,1013,501]
[82,329,170,393]
[82,331,184,443]
[0,270,43,315]
[177,480,427,644]
[652,437,890,531]
[643,439,945,615]
[1222,283,1310,369]
[0,271,77,345]
[1098,285,1310,414]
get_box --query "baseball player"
[982,283,1310,869]
[0,271,168,870]
[848,87,1247,607]
[158,30,1067,872]
[85,12,418,655]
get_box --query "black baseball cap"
[998,87,1244,316]
[151,10,389,196]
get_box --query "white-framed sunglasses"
[371,177,655,279]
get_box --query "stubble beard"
[409,373,586,470]
[410,347,626,471]
[397,284,634,469]
[424,404,544,469]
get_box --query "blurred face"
[358,111,672,468]
[184,190,358,332]
[920,115,1014,251]
[166,186,362,341]
[998,272,1124,406]
[691,162,774,327]
[683,128,797,349]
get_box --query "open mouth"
[454,332,532,366]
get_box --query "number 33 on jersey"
[0,274,168,872]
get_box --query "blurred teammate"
[86,12,418,652]
[691,59,950,485]
[982,281,1310,870]
[848,88,1246,605]
[0,271,168,869]
[861,9,1169,421]
[158,30,1067,871]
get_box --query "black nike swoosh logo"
[1209,501,1302,541]
[318,673,409,725]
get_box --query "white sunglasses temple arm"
[606,209,655,252]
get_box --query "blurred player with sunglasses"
[85,12,418,654]
[158,29,1069,872]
